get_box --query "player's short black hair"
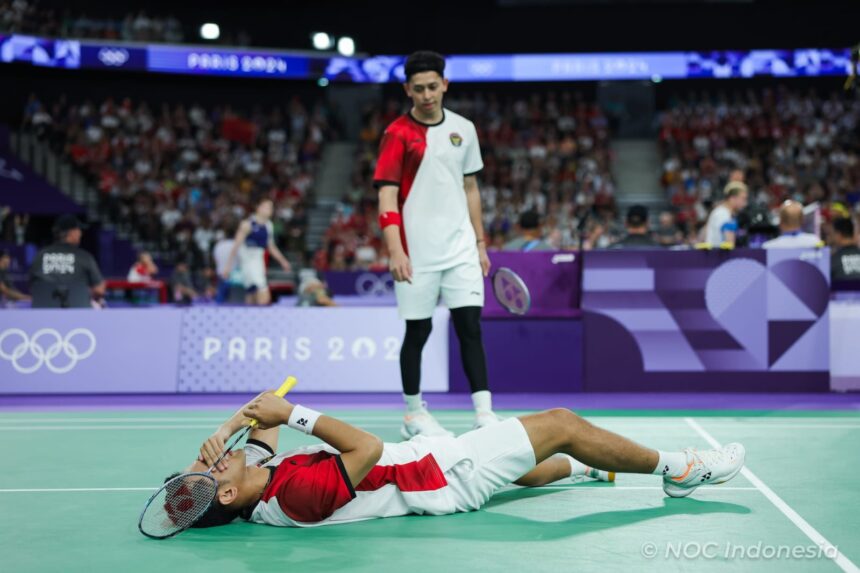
[163,472,241,528]
[834,217,855,238]
[626,205,649,227]
[404,51,446,81]
[519,210,540,230]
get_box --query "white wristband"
[287,405,321,435]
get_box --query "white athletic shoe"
[662,443,746,498]
[572,467,616,483]
[401,405,454,439]
[473,410,503,430]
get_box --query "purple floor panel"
[0,392,857,412]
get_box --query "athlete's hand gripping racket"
[137,376,297,539]
[492,267,531,316]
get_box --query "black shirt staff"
[29,214,105,308]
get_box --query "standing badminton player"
[374,51,497,438]
[222,197,292,306]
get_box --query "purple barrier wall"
[323,271,394,297]
[582,248,830,392]
[483,251,581,318]
[449,318,583,393]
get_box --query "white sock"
[559,454,590,477]
[653,450,689,478]
[404,393,424,414]
[471,390,492,414]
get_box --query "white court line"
[0,485,759,494]
[685,417,859,573]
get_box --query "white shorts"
[442,418,537,512]
[394,262,484,320]
[239,247,267,291]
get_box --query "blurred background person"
[831,217,860,281]
[170,261,198,305]
[127,251,158,282]
[212,220,242,303]
[29,214,105,308]
[704,181,748,248]
[762,201,823,249]
[503,210,554,251]
[655,211,683,247]
[0,249,30,304]
[609,205,661,249]
[222,197,292,306]
[296,271,336,307]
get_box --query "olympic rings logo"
[97,48,129,67]
[0,328,97,374]
[354,272,395,296]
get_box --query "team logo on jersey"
[449,132,463,147]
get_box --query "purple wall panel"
[449,318,583,393]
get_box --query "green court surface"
[2,409,859,573]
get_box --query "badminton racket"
[492,267,531,316]
[137,376,297,539]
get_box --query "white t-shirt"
[762,232,822,249]
[374,109,484,271]
[705,204,737,246]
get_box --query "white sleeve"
[464,122,484,176]
[245,439,275,466]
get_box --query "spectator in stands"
[503,211,554,251]
[170,261,197,305]
[127,251,158,282]
[655,211,683,247]
[212,221,241,303]
[831,217,860,281]
[296,273,336,307]
[29,214,105,308]
[704,181,748,247]
[609,205,661,249]
[762,200,822,249]
[0,249,30,303]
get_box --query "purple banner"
[0,145,84,214]
[323,271,394,297]
[582,249,830,392]
[484,251,581,318]
[0,309,182,393]
[176,307,448,393]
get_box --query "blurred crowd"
[21,93,333,289]
[0,0,252,45]
[659,86,860,243]
[314,92,619,271]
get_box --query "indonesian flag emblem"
[449,132,463,147]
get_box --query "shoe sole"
[664,458,745,498]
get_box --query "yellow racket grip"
[248,376,298,428]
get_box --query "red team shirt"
[246,435,478,527]
[373,110,484,271]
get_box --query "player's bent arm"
[198,392,280,470]
[222,221,251,278]
[242,393,383,487]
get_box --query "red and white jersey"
[373,109,484,271]
[245,434,475,527]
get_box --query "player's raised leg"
[518,409,745,498]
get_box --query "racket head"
[492,267,531,316]
[138,472,218,539]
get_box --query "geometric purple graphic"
[771,311,830,371]
[705,259,768,369]
[770,259,829,317]
[583,249,830,392]
[767,271,817,321]
[768,320,815,366]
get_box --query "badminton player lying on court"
[175,391,745,528]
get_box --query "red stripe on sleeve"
[356,454,447,493]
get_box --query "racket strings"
[139,473,217,538]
